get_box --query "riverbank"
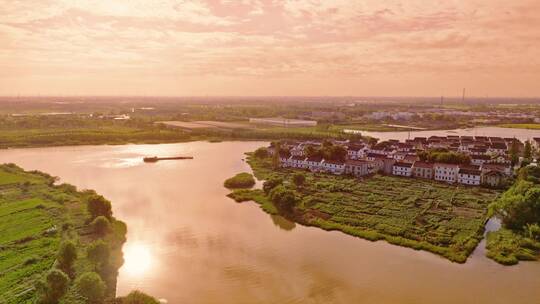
[227,152,500,263]
[0,164,126,303]
[498,123,540,130]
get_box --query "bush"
[87,194,112,219]
[254,147,269,158]
[269,185,297,212]
[292,173,306,188]
[76,272,106,303]
[57,241,77,273]
[263,177,282,194]
[119,290,160,304]
[35,269,70,304]
[224,173,255,189]
[92,216,111,236]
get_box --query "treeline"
[302,140,347,162]
[417,149,471,164]
[487,166,540,264]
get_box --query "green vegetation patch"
[230,152,501,263]
[499,123,540,130]
[224,172,256,189]
[486,229,540,265]
[0,163,127,304]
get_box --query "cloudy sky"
[1,0,539,97]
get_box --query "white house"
[289,156,307,169]
[322,160,345,175]
[471,155,490,166]
[392,162,413,177]
[347,144,367,160]
[306,156,324,172]
[434,163,459,183]
[458,168,481,186]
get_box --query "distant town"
[271,136,540,188]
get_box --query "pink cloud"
[0,0,539,96]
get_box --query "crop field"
[232,154,500,263]
[0,164,126,303]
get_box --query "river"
[345,126,540,142]
[1,141,539,304]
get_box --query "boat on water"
[143,156,194,163]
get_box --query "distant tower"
[462,88,466,103]
[440,96,444,107]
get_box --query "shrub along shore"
[227,151,502,263]
[0,164,158,303]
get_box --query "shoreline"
[227,153,500,264]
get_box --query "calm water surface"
[1,141,539,304]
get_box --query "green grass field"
[0,126,191,149]
[229,153,501,263]
[0,164,126,303]
[498,123,540,130]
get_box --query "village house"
[481,163,512,176]
[367,159,384,174]
[434,163,459,183]
[482,170,505,187]
[533,138,540,150]
[322,160,346,175]
[458,168,482,186]
[471,154,491,166]
[347,144,367,160]
[487,142,507,155]
[306,156,324,172]
[345,160,370,177]
[392,162,413,177]
[412,161,434,179]
[290,144,305,156]
[289,156,307,169]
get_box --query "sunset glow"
[1,0,539,96]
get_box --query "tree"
[272,142,281,169]
[87,195,112,219]
[35,269,70,304]
[292,173,306,188]
[503,186,540,230]
[92,216,111,236]
[269,186,297,213]
[263,177,283,194]
[87,240,110,271]
[57,241,77,273]
[509,139,519,166]
[254,147,269,158]
[524,140,532,160]
[76,272,106,304]
[304,145,318,158]
[119,290,160,304]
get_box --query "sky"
[0,0,539,97]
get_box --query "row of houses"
[275,136,520,188]
[280,152,509,187]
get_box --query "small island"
[226,138,540,264]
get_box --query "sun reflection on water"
[122,242,154,277]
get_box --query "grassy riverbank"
[486,229,540,265]
[0,126,192,149]
[498,123,540,130]
[227,153,500,263]
[0,164,126,303]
